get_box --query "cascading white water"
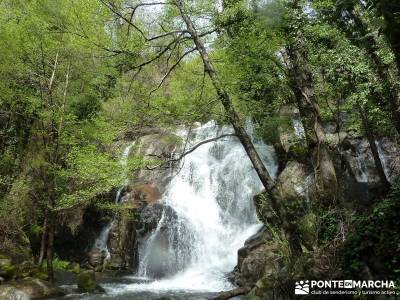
[376,140,391,181]
[118,121,278,294]
[354,155,369,183]
[92,141,136,257]
[292,118,305,139]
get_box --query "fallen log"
[210,286,253,300]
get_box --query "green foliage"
[257,116,291,145]
[317,210,341,246]
[342,184,400,279]
[52,257,70,270]
[57,144,124,209]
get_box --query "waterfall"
[120,121,278,294]
[376,140,391,180]
[292,118,305,139]
[91,141,136,257]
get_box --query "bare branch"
[48,52,59,91]
[126,1,174,11]
[145,133,237,170]
[128,33,186,70]
[100,0,148,41]
[149,47,197,95]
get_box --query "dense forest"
[0,0,399,299]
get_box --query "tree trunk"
[38,216,48,267]
[285,1,338,202]
[286,45,338,201]
[46,217,55,282]
[358,105,391,191]
[175,0,302,256]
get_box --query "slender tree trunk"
[38,216,48,267]
[175,0,302,255]
[46,216,55,283]
[358,105,391,191]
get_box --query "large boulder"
[0,257,15,280]
[232,227,281,287]
[272,161,312,203]
[0,278,64,300]
[254,161,314,225]
[254,161,318,248]
[77,270,104,293]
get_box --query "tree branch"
[100,0,148,40]
[210,286,253,300]
[148,30,188,42]
[145,133,237,170]
[149,47,197,95]
[128,33,186,70]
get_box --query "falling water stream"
[91,141,136,258]
[70,122,278,299]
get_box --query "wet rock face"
[136,203,164,235]
[136,205,193,279]
[340,137,400,204]
[343,137,399,185]
[123,181,162,207]
[107,205,138,271]
[106,203,168,271]
[130,132,182,194]
[87,250,106,270]
[0,278,65,300]
[55,199,112,262]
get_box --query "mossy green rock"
[77,270,97,292]
[297,212,318,248]
[0,258,15,279]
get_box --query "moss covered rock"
[0,278,64,299]
[77,270,97,292]
[77,270,105,294]
[297,212,318,249]
[0,257,15,280]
